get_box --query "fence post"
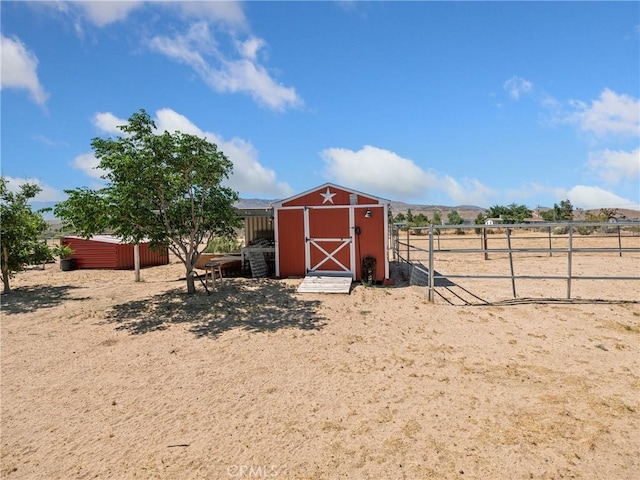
[406,227,410,265]
[506,227,516,298]
[567,225,573,299]
[428,224,434,302]
[392,225,398,261]
[483,228,488,260]
[134,243,141,282]
[618,225,622,257]
[548,226,553,257]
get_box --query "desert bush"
[204,236,241,254]
[576,226,595,235]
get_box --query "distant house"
[523,217,546,225]
[484,218,503,226]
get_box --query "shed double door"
[304,206,355,278]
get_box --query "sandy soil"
[1,242,639,479]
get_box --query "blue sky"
[2,1,639,212]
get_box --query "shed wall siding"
[139,244,170,267]
[276,209,305,277]
[353,205,386,281]
[63,237,169,270]
[65,238,118,269]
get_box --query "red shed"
[62,235,169,270]
[273,183,389,282]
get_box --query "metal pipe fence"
[391,222,640,302]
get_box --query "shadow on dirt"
[480,297,640,306]
[103,278,327,338]
[1,285,86,315]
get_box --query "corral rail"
[391,222,640,303]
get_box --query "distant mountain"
[44,198,640,228]
[234,198,487,221]
[389,201,485,221]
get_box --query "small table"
[204,261,223,288]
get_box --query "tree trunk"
[1,274,9,294]
[2,247,10,294]
[185,263,196,294]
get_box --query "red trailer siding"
[62,236,169,270]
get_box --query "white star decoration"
[320,187,336,204]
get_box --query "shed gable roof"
[273,183,388,208]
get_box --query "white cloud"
[568,89,640,138]
[148,22,215,72]
[57,1,245,39]
[151,108,293,197]
[76,1,144,27]
[32,134,67,147]
[175,1,247,28]
[236,37,265,62]
[0,34,48,105]
[504,76,533,100]
[214,58,302,111]
[92,112,127,135]
[588,148,640,185]
[89,108,293,198]
[71,152,107,180]
[321,145,433,199]
[148,22,302,111]
[440,176,495,206]
[321,145,493,205]
[3,176,64,202]
[37,1,297,110]
[566,185,640,210]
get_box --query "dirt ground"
[1,239,639,479]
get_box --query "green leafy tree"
[542,199,574,222]
[485,204,509,220]
[0,178,52,294]
[447,210,464,225]
[557,200,574,221]
[485,203,531,223]
[447,210,465,234]
[405,209,414,223]
[431,211,442,235]
[474,212,486,234]
[409,212,429,235]
[393,212,406,223]
[507,203,532,223]
[54,109,240,294]
[541,209,555,222]
[413,213,429,226]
